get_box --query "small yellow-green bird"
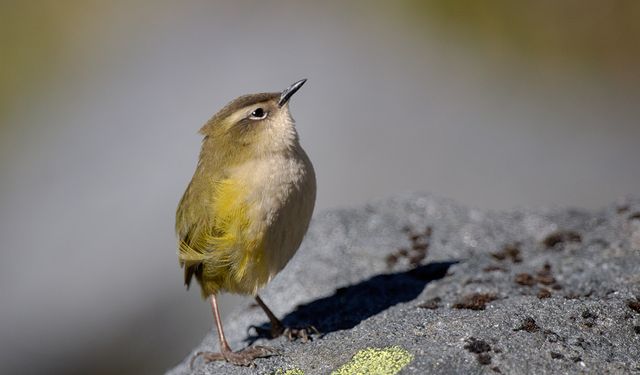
[176,79,316,366]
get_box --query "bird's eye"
[249,108,267,120]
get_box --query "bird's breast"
[228,148,316,280]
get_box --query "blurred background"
[1,1,639,374]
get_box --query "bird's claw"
[282,325,320,343]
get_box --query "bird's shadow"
[245,261,456,344]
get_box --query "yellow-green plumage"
[176,89,315,298]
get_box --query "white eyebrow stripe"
[227,102,270,123]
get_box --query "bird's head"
[199,79,307,158]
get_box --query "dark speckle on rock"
[452,293,497,310]
[387,225,432,270]
[515,273,536,286]
[550,352,564,359]
[464,337,492,353]
[514,317,540,333]
[417,297,441,310]
[385,253,398,268]
[167,194,640,375]
[535,263,556,285]
[484,265,507,272]
[572,337,590,350]
[491,243,522,263]
[627,299,640,313]
[477,353,492,365]
[465,337,493,365]
[616,205,629,214]
[542,230,582,249]
[536,275,555,285]
[565,290,593,300]
[537,288,552,299]
[543,329,562,343]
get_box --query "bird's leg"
[190,295,279,368]
[254,294,285,337]
[254,295,320,342]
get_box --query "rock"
[167,193,640,375]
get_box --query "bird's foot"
[272,324,320,343]
[282,326,320,342]
[190,345,280,368]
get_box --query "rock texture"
[167,194,640,375]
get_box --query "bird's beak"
[278,79,307,107]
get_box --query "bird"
[175,79,316,367]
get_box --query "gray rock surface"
[167,193,640,375]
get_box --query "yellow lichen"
[331,346,414,375]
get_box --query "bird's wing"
[175,176,216,288]
[175,173,253,289]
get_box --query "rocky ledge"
[167,194,640,375]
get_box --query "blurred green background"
[1,1,639,374]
